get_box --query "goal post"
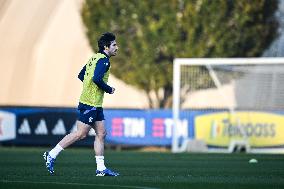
[172,58,284,153]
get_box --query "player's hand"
[110,87,115,94]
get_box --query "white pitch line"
[0,180,160,189]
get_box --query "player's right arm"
[78,65,86,82]
[93,58,114,94]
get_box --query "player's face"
[107,40,118,57]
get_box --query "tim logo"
[152,118,188,138]
[111,118,145,138]
[152,119,165,137]
[112,118,123,137]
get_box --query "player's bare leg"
[94,120,106,171]
[94,121,119,176]
[58,121,91,149]
[93,120,106,156]
[43,121,91,174]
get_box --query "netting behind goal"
[172,58,284,153]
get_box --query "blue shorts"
[77,103,105,125]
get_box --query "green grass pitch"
[0,147,284,189]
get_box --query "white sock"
[95,156,106,171]
[49,144,64,159]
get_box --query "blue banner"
[2,107,284,148]
[0,107,196,146]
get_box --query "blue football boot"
[43,151,55,174]
[96,168,119,176]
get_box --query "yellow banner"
[195,112,284,147]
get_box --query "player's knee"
[79,132,87,140]
[97,130,106,140]
[76,131,87,140]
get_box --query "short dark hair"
[98,32,116,52]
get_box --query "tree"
[81,0,278,108]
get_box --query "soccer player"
[43,32,119,176]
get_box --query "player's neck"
[103,50,111,58]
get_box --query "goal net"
[172,58,284,153]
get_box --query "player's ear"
[104,46,109,50]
